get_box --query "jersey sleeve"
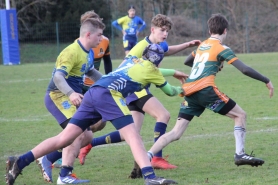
[56,47,76,76]
[137,17,146,32]
[104,38,110,56]
[191,50,196,57]
[112,19,122,31]
[217,47,238,64]
[160,41,169,53]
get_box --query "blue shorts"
[70,86,133,131]
[123,36,137,51]
[125,88,152,105]
[45,91,77,125]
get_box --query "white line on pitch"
[0,78,50,84]
[1,128,278,159]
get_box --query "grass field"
[0,53,278,185]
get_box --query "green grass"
[0,53,278,185]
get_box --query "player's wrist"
[66,90,74,97]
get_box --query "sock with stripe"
[92,130,122,146]
[141,166,156,179]
[234,126,246,155]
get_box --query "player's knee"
[156,110,170,123]
[237,109,247,121]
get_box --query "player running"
[79,14,201,174]
[5,43,184,185]
[146,13,274,168]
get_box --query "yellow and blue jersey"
[47,40,94,94]
[127,36,168,58]
[93,56,167,98]
[112,15,146,40]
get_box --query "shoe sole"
[235,161,264,167]
[5,158,14,185]
[36,158,53,183]
[151,163,178,170]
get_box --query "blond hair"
[80,18,105,36]
[80,10,103,24]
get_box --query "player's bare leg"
[78,120,106,165]
[226,104,264,167]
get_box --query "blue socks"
[60,166,73,177]
[92,131,122,146]
[154,122,167,157]
[46,150,62,163]
[17,151,35,170]
[141,166,156,179]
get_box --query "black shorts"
[127,94,153,114]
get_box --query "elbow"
[241,67,251,75]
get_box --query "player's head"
[151,14,172,31]
[207,13,229,36]
[150,14,173,43]
[80,10,103,24]
[80,18,105,48]
[127,5,136,18]
[142,44,164,66]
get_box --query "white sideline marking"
[254,117,278,120]
[0,78,50,84]
[2,128,278,160]
[0,114,52,122]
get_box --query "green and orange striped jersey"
[183,37,238,96]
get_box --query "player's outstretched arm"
[232,59,273,98]
[159,68,188,84]
[165,40,201,56]
[159,83,183,97]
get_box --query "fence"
[0,16,277,64]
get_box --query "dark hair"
[128,5,135,10]
[207,13,229,35]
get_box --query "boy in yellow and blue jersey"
[9,18,105,185]
[112,5,146,55]
[85,14,201,174]
[5,44,184,185]
[35,11,111,184]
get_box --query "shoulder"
[128,39,149,57]
[159,41,169,52]
[101,35,109,43]
[135,16,144,20]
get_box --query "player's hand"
[173,70,188,84]
[69,92,84,106]
[187,40,201,47]
[266,81,274,98]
